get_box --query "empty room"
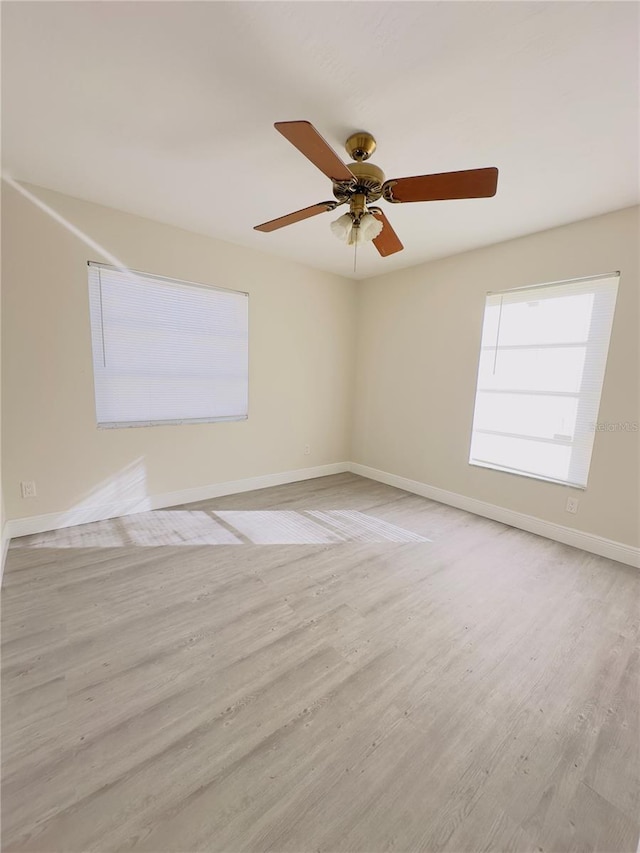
[1,2,638,851]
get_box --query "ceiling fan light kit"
[331,211,383,245]
[254,120,499,260]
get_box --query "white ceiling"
[2,2,638,280]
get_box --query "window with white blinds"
[87,263,248,428]
[469,273,619,488]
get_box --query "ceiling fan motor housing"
[332,131,385,206]
[333,160,385,204]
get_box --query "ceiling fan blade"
[383,167,498,204]
[370,208,404,256]
[254,201,337,232]
[275,121,355,183]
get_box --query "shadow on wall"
[13,508,430,548]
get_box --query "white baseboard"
[1,524,10,587]
[5,462,350,541]
[349,462,640,569]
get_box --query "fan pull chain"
[353,234,358,274]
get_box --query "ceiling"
[2,2,638,280]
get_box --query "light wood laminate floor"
[2,473,639,852]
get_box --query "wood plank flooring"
[2,473,638,852]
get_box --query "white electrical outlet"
[303,444,311,456]
[20,481,37,498]
[566,497,579,514]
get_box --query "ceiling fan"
[254,121,499,257]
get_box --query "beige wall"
[1,182,357,520]
[353,206,640,547]
[1,236,3,531]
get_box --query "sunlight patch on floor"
[308,510,429,543]
[12,509,430,548]
[213,510,343,545]
[124,511,241,545]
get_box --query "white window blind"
[469,273,619,488]
[88,263,248,428]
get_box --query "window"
[88,262,248,428]
[469,273,619,488]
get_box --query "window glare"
[469,275,618,488]
[478,347,587,393]
[482,293,595,346]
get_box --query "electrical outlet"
[566,497,579,514]
[20,481,37,498]
[303,444,311,456]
